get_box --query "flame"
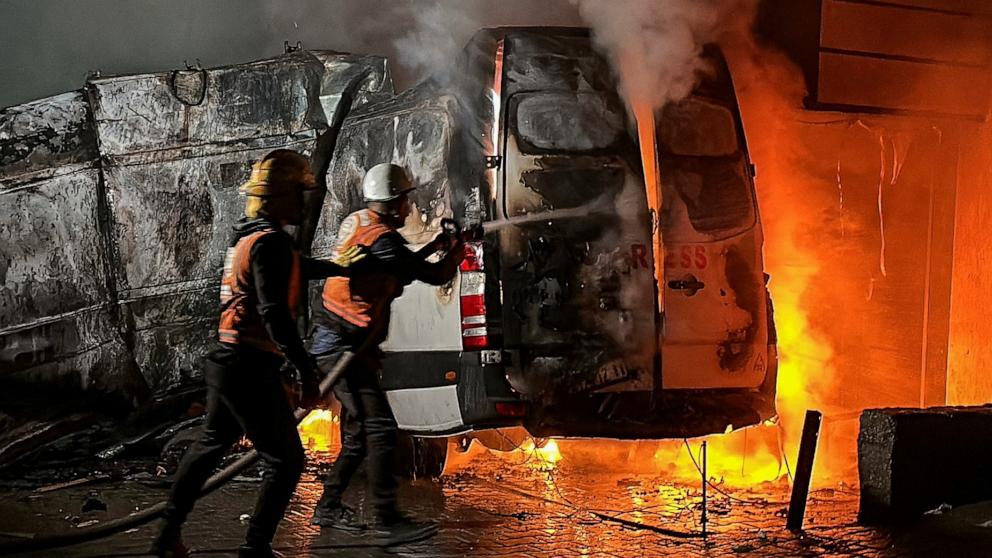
[624,48,839,487]
[298,409,339,453]
[512,438,563,471]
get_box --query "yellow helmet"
[240,149,316,222]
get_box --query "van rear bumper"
[381,350,524,435]
[525,386,776,439]
[526,346,779,439]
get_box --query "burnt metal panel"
[315,98,457,257]
[0,92,134,396]
[309,52,394,126]
[0,92,97,181]
[1,52,404,399]
[88,54,326,157]
[86,54,327,391]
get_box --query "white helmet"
[362,163,415,202]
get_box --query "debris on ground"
[925,503,953,516]
[81,492,107,513]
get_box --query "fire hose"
[0,343,369,554]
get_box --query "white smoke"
[261,0,583,91]
[572,0,752,109]
[392,2,484,83]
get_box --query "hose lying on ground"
[0,347,364,554]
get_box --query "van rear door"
[499,86,658,397]
[656,86,769,389]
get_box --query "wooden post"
[701,440,708,537]
[787,410,822,531]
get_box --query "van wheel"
[396,434,448,479]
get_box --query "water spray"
[472,195,615,236]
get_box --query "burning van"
[0,27,775,474]
[314,27,778,462]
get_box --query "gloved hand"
[429,231,452,252]
[300,374,321,409]
[432,218,463,252]
[441,218,462,238]
[299,363,323,409]
[332,245,367,268]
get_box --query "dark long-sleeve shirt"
[369,231,461,286]
[248,228,347,378]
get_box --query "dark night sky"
[0,0,583,109]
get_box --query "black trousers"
[314,347,399,520]
[163,345,304,546]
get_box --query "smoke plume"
[392,2,484,83]
[572,0,752,109]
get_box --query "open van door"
[656,53,770,390]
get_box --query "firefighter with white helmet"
[361,162,416,202]
[152,149,363,558]
[309,162,463,545]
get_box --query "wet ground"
[2,441,991,557]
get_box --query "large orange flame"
[298,409,339,453]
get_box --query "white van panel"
[382,273,462,352]
[387,385,464,432]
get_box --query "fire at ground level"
[3,436,992,558]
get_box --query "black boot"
[149,522,189,558]
[371,513,439,546]
[311,503,367,531]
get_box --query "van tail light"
[460,241,489,350]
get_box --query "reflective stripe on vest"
[321,209,395,328]
[217,228,301,354]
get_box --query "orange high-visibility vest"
[321,209,401,328]
[217,227,301,354]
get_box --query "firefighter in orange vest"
[152,150,363,558]
[309,163,463,545]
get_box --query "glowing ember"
[298,409,338,453]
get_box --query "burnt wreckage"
[0,28,777,442]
